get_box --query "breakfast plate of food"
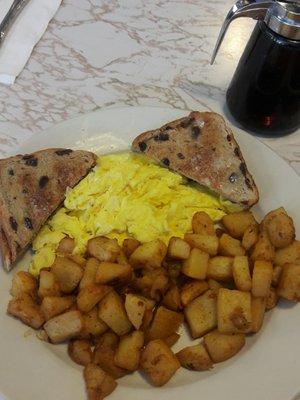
[0,106,300,400]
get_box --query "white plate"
[1,106,300,400]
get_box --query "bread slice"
[132,111,258,208]
[0,148,97,271]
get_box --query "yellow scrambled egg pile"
[29,152,238,276]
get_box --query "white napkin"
[0,0,62,85]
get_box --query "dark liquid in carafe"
[226,21,300,136]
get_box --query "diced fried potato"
[38,270,61,298]
[261,207,295,248]
[44,310,83,343]
[176,343,213,371]
[149,272,169,302]
[68,254,86,267]
[222,211,256,239]
[207,279,223,291]
[134,269,169,301]
[77,285,112,313]
[146,306,183,341]
[251,296,266,333]
[84,363,117,400]
[184,233,219,256]
[204,330,245,363]
[124,293,154,330]
[41,296,75,320]
[140,339,180,387]
[232,256,252,292]
[184,289,218,338]
[87,236,121,263]
[162,284,181,311]
[7,293,44,329]
[242,224,259,251]
[207,256,233,282]
[68,339,93,366]
[164,259,182,280]
[122,238,141,258]
[217,288,251,334]
[140,309,154,332]
[180,280,209,306]
[57,236,75,254]
[115,250,128,266]
[277,263,300,302]
[163,333,180,347]
[114,330,144,371]
[129,239,167,269]
[80,258,99,290]
[167,237,190,260]
[252,260,273,298]
[98,291,132,335]
[11,271,37,298]
[272,265,282,287]
[93,332,127,378]
[95,262,132,285]
[274,240,300,266]
[192,211,215,235]
[251,231,275,262]
[266,287,279,310]
[219,234,245,257]
[182,248,209,280]
[51,256,83,293]
[81,307,108,338]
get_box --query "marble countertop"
[0,0,299,173]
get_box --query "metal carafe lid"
[211,0,300,64]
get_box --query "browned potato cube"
[124,293,154,330]
[163,333,180,347]
[11,271,37,298]
[93,332,127,379]
[164,259,182,280]
[167,237,190,260]
[219,234,245,257]
[7,293,44,329]
[242,224,259,251]
[184,233,219,256]
[146,306,183,341]
[182,248,209,280]
[272,265,282,287]
[80,258,99,290]
[84,363,117,400]
[261,207,295,248]
[44,310,83,343]
[57,236,75,254]
[222,211,256,239]
[252,260,273,298]
[251,296,266,333]
[204,330,245,363]
[95,262,132,285]
[251,231,275,262]
[162,284,181,311]
[98,291,132,335]
[232,256,252,291]
[77,285,111,313]
[122,238,140,258]
[87,236,121,263]
[184,289,218,338]
[150,272,169,301]
[180,280,209,306]
[140,339,180,386]
[81,307,108,337]
[176,343,213,371]
[68,254,86,267]
[51,256,83,293]
[41,296,75,320]
[114,330,144,371]
[218,288,251,334]
[192,211,215,235]
[266,287,279,310]
[274,240,300,266]
[38,270,61,298]
[134,268,169,301]
[277,263,300,302]
[129,239,167,269]
[207,256,233,282]
[68,339,92,366]
[140,309,154,332]
[207,279,223,291]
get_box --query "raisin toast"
[0,148,97,271]
[132,111,259,208]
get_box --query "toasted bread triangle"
[0,148,97,270]
[132,111,259,208]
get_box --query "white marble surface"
[0,0,299,173]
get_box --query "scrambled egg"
[29,152,237,276]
